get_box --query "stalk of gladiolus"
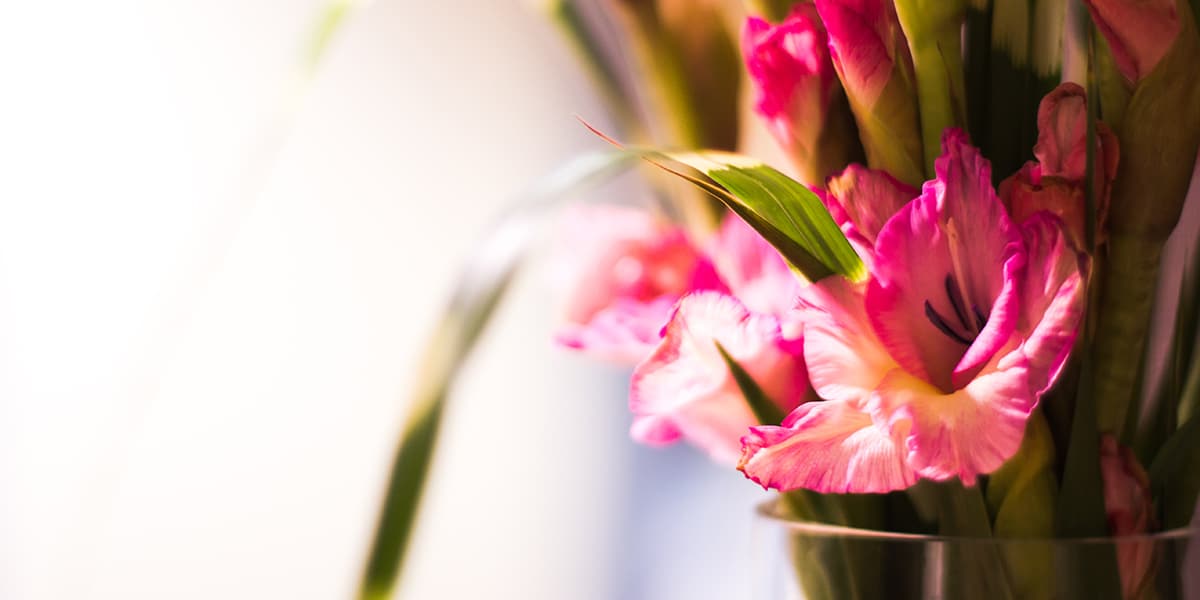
[814,0,925,186]
[1086,0,1200,434]
[1099,435,1157,599]
[742,5,864,186]
[892,0,967,177]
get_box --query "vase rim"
[756,499,1200,544]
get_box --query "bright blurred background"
[0,1,767,599]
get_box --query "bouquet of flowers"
[357,1,1200,598]
[545,0,1200,597]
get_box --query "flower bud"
[1085,0,1183,85]
[999,83,1119,251]
[1099,434,1157,600]
[742,5,862,185]
[815,0,925,186]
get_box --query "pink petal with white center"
[739,399,916,493]
[1033,83,1089,181]
[825,164,919,245]
[870,358,1035,485]
[1015,214,1087,393]
[867,129,1026,392]
[556,296,676,364]
[709,214,802,318]
[630,292,807,463]
[799,277,897,404]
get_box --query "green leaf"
[716,341,786,426]
[356,151,635,600]
[1149,415,1200,528]
[652,150,865,283]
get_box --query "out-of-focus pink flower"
[1000,83,1120,250]
[740,130,1087,493]
[814,0,924,186]
[823,164,919,251]
[628,215,808,463]
[743,5,855,185]
[1084,0,1182,84]
[631,292,808,464]
[1100,434,1157,599]
[555,205,721,363]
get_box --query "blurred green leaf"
[356,152,635,600]
[1149,415,1200,528]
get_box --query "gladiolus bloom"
[743,5,860,185]
[823,164,920,252]
[630,215,807,463]
[740,130,1087,493]
[1000,83,1120,250]
[1100,434,1157,599]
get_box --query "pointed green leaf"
[655,150,865,283]
[715,341,785,426]
[1149,415,1200,528]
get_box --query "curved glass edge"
[755,498,1200,544]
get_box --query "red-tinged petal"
[556,296,676,364]
[709,214,802,319]
[631,414,682,446]
[739,399,916,493]
[799,277,898,404]
[1084,0,1182,84]
[1016,214,1087,393]
[630,292,807,463]
[868,130,1025,392]
[871,359,1035,485]
[825,163,919,245]
[1034,83,1089,181]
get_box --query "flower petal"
[1084,0,1182,84]
[739,399,916,493]
[630,292,807,463]
[709,214,802,318]
[867,129,1025,391]
[1016,213,1087,394]
[871,358,1035,485]
[799,277,897,404]
[556,296,676,364]
[825,163,919,245]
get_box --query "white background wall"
[0,2,765,599]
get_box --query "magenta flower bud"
[743,5,860,185]
[815,0,924,186]
[1085,0,1183,84]
[1099,435,1157,599]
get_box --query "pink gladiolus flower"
[555,205,721,363]
[629,215,808,463]
[1085,0,1182,84]
[631,291,808,464]
[740,130,1087,493]
[1100,434,1157,599]
[743,5,846,184]
[1000,83,1120,250]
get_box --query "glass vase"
[753,499,1200,599]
